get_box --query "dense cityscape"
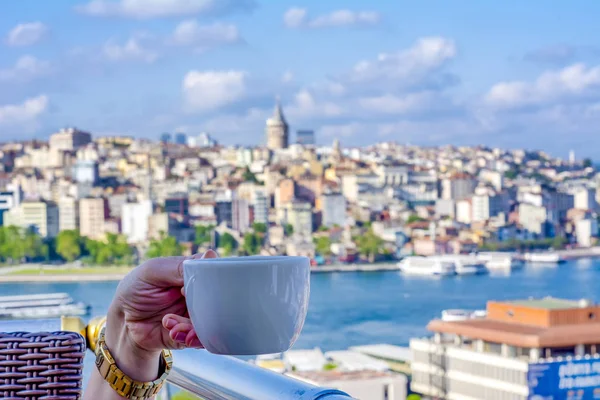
[0,99,598,267]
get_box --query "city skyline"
[1,1,600,157]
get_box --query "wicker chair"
[0,331,86,399]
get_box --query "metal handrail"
[0,318,353,400]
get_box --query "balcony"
[0,318,353,400]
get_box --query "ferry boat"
[397,256,456,276]
[0,293,90,320]
[476,252,522,271]
[523,252,565,264]
[433,255,488,275]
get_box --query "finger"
[140,250,217,287]
[203,249,218,259]
[162,313,192,330]
[169,323,202,348]
[185,329,203,348]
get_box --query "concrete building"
[573,187,598,211]
[266,98,289,150]
[296,130,315,146]
[215,201,233,227]
[79,197,106,239]
[232,198,251,233]
[456,199,472,224]
[174,133,187,145]
[321,192,346,228]
[411,297,600,400]
[472,188,508,222]
[58,197,79,231]
[518,202,548,236]
[441,174,476,200]
[121,200,153,243]
[253,191,269,226]
[187,132,216,148]
[165,195,189,216]
[4,201,59,238]
[0,184,23,225]
[375,164,409,187]
[49,127,92,151]
[280,200,313,238]
[276,178,296,209]
[576,217,599,247]
[72,160,99,184]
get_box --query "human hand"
[103,250,217,382]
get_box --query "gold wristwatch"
[95,326,173,399]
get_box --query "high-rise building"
[266,98,289,150]
[411,297,600,400]
[4,201,59,238]
[0,184,22,226]
[253,191,269,226]
[187,133,216,148]
[49,127,92,151]
[175,133,187,145]
[296,130,315,146]
[321,193,346,228]
[160,133,172,144]
[122,200,153,244]
[442,174,477,200]
[58,197,79,231]
[165,195,189,216]
[215,201,233,227]
[572,187,598,211]
[232,198,251,233]
[280,200,312,238]
[79,197,106,239]
[72,160,99,184]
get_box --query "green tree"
[84,233,133,266]
[406,214,426,224]
[252,222,267,234]
[0,226,25,262]
[147,233,184,258]
[56,230,83,262]
[504,169,519,180]
[318,225,329,232]
[284,223,294,236]
[583,158,593,168]
[243,233,261,255]
[219,232,237,256]
[242,167,259,183]
[552,235,568,249]
[195,225,214,246]
[356,229,383,262]
[314,236,332,256]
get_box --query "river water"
[2,258,600,351]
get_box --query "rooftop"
[288,370,398,384]
[506,297,585,310]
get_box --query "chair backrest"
[0,331,86,399]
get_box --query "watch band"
[95,326,173,399]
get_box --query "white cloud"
[103,37,159,63]
[6,22,48,47]
[0,95,49,130]
[284,7,381,29]
[320,122,367,138]
[183,70,247,112]
[349,37,456,84]
[485,63,600,109]
[171,20,240,50]
[287,89,345,119]
[358,92,439,114]
[281,70,294,83]
[0,56,52,82]
[77,0,255,19]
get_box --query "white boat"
[476,252,522,270]
[398,256,456,276]
[433,255,488,275]
[523,252,565,264]
[0,292,90,320]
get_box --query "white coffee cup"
[183,255,310,355]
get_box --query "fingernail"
[189,338,203,348]
[175,332,187,343]
[165,318,176,329]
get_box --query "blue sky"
[1,0,600,158]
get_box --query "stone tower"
[266,97,289,150]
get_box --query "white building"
[518,203,548,236]
[187,133,216,148]
[573,187,598,211]
[0,184,23,225]
[4,201,59,238]
[576,217,598,247]
[253,191,269,226]
[321,193,346,228]
[72,160,99,184]
[49,127,92,151]
[472,188,508,222]
[79,198,105,239]
[441,175,476,200]
[122,200,153,244]
[58,197,79,231]
[279,200,312,238]
[232,198,250,233]
[456,199,472,224]
[479,169,504,191]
